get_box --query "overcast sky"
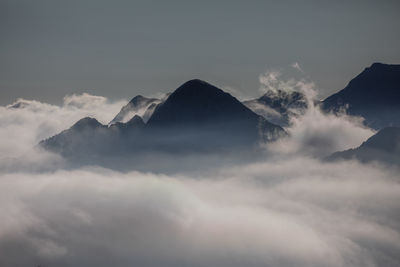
[1,0,399,105]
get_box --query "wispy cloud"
[291,62,303,72]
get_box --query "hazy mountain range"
[37,63,400,167]
[39,79,285,169]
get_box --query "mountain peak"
[129,95,147,105]
[145,79,284,146]
[369,62,385,68]
[110,95,161,124]
[180,79,210,87]
[361,62,400,76]
[172,79,223,96]
[71,117,103,130]
[321,63,400,129]
[147,79,251,127]
[369,62,399,69]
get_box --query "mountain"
[145,79,285,150]
[243,89,308,126]
[327,127,400,164]
[110,95,161,124]
[321,63,400,129]
[40,117,111,158]
[39,79,285,167]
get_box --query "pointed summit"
[146,79,285,147]
[71,117,104,131]
[322,63,400,129]
[147,79,258,127]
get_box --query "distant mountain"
[327,127,400,164]
[40,115,146,160]
[39,79,285,167]
[110,95,161,124]
[145,79,285,150]
[243,89,308,126]
[321,63,400,129]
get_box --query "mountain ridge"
[327,126,400,164]
[39,79,286,167]
[321,63,400,129]
[243,89,308,126]
[110,95,161,124]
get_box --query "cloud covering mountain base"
[0,83,398,266]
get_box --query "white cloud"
[257,68,375,156]
[291,62,303,72]
[267,103,375,157]
[63,92,108,109]
[258,69,313,95]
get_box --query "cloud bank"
[0,159,399,267]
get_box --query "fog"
[1,159,399,266]
[0,81,399,266]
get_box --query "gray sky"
[1,0,399,105]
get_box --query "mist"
[1,158,399,266]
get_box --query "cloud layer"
[0,158,399,267]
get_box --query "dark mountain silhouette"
[39,79,285,168]
[40,117,110,159]
[327,127,400,164]
[145,79,285,151]
[243,89,308,126]
[110,95,161,124]
[321,63,400,129]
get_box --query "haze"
[1,0,400,104]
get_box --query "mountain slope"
[40,117,110,157]
[321,63,400,129]
[327,127,400,164]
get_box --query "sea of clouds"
[0,71,399,267]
